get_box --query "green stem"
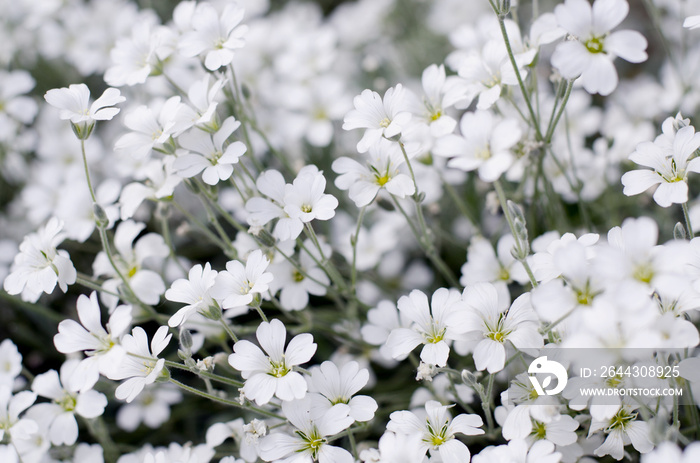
[252,302,269,323]
[0,290,64,324]
[219,318,239,343]
[396,142,459,287]
[169,377,284,420]
[84,417,119,463]
[544,79,574,143]
[80,140,97,203]
[683,202,695,239]
[494,12,543,141]
[390,195,459,287]
[493,180,538,288]
[172,200,230,251]
[350,206,367,293]
[481,374,496,433]
[76,274,119,297]
[304,224,348,292]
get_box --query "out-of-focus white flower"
[206,417,263,463]
[30,359,108,445]
[105,20,172,87]
[267,240,329,311]
[343,84,412,153]
[0,386,37,443]
[642,442,700,463]
[3,217,77,302]
[111,326,171,403]
[434,110,521,182]
[179,3,248,71]
[0,340,22,388]
[119,158,182,220]
[551,0,647,96]
[211,249,273,311]
[116,383,181,432]
[92,220,169,308]
[359,431,426,463]
[387,400,484,463]
[472,439,562,463]
[174,116,247,185]
[460,235,529,303]
[44,84,125,139]
[228,319,316,405]
[0,70,37,124]
[684,15,700,29]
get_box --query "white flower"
[622,124,700,207]
[44,84,125,139]
[460,235,529,303]
[92,220,169,308]
[452,284,543,373]
[166,262,219,327]
[246,169,304,241]
[642,442,700,463]
[283,166,339,223]
[228,319,316,405]
[360,431,426,463]
[104,20,170,87]
[332,138,415,207]
[211,249,274,311]
[267,241,329,311]
[385,288,464,367]
[110,326,172,403]
[114,96,184,160]
[551,0,647,96]
[589,404,653,460]
[308,361,378,422]
[0,340,22,388]
[387,400,484,463]
[406,64,460,137]
[30,359,108,445]
[119,158,183,220]
[174,116,247,185]
[179,3,248,71]
[0,386,37,443]
[684,15,700,30]
[53,292,132,392]
[206,418,263,462]
[116,383,182,432]
[3,217,77,303]
[0,70,37,124]
[434,110,521,182]
[361,300,413,364]
[258,397,354,463]
[472,439,563,463]
[343,84,412,153]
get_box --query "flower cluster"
[2,0,700,462]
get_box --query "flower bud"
[674,222,687,240]
[93,203,109,229]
